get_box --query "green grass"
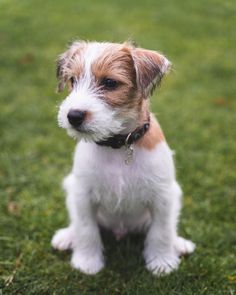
[0,0,236,294]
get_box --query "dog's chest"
[73,141,174,212]
[74,143,158,208]
[92,149,153,210]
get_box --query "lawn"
[0,0,236,294]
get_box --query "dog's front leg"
[52,174,104,275]
[144,181,181,276]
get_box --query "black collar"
[95,116,150,149]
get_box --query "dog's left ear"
[56,52,68,92]
[130,48,171,97]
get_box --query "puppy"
[51,41,195,276]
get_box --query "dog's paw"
[174,236,196,256]
[145,252,180,276]
[51,227,75,251]
[71,250,104,275]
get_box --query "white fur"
[52,43,195,275]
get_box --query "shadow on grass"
[101,229,145,279]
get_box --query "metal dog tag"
[125,144,134,165]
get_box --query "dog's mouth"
[72,125,94,135]
[68,125,104,142]
[73,125,85,132]
[70,125,120,143]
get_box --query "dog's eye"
[70,77,76,87]
[102,78,118,90]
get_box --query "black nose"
[67,109,86,127]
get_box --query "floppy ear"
[130,48,171,97]
[56,41,84,92]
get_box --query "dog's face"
[57,41,170,141]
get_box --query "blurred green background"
[0,0,235,294]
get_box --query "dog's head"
[57,41,170,141]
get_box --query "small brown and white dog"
[51,40,195,276]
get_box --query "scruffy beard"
[64,124,122,143]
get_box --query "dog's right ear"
[56,41,84,92]
[130,47,171,97]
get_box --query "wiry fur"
[52,41,195,276]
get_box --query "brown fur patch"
[91,45,138,107]
[136,114,165,150]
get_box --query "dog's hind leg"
[51,225,76,251]
[174,236,196,256]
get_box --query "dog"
[51,40,195,276]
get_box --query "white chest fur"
[70,140,175,219]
